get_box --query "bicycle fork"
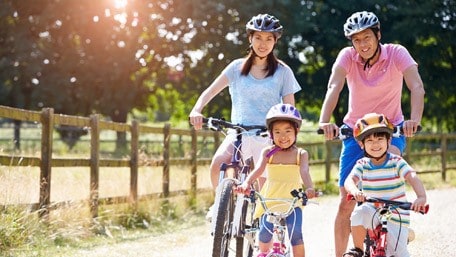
[369,209,390,257]
[231,165,252,237]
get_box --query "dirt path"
[69,187,456,257]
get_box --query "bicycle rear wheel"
[212,179,243,257]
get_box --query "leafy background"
[1,0,454,131]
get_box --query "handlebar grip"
[420,204,430,214]
[395,125,422,134]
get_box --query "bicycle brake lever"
[206,117,221,131]
[258,131,269,137]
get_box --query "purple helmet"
[266,103,302,130]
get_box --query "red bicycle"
[346,194,429,257]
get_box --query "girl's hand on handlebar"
[305,188,316,199]
[402,120,420,137]
[235,182,251,195]
[189,111,204,130]
[318,123,339,140]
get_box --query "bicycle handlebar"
[346,194,429,214]
[202,117,268,136]
[317,125,422,140]
[249,189,319,218]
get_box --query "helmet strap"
[363,42,381,70]
[266,141,297,158]
[265,146,281,158]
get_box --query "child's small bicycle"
[243,189,318,257]
[346,194,429,257]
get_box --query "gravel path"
[69,187,456,257]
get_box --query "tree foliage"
[0,0,454,132]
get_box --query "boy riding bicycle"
[343,113,427,257]
[239,103,315,257]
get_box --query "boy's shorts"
[351,203,410,256]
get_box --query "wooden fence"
[0,105,455,219]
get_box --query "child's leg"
[351,225,366,250]
[287,208,304,257]
[386,223,409,257]
[258,215,273,254]
[348,204,377,252]
[292,244,305,257]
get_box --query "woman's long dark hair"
[240,33,280,77]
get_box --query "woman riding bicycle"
[189,14,301,213]
[239,103,315,257]
[317,11,426,257]
[343,113,427,257]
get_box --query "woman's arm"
[189,74,229,130]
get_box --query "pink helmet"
[266,103,302,130]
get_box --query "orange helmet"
[353,113,393,141]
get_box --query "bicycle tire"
[212,179,236,257]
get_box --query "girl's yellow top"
[254,149,303,219]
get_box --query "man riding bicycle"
[317,11,425,257]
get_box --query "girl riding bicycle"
[239,103,315,257]
[343,113,427,257]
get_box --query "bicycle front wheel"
[212,179,237,257]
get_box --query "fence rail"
[0,105,455,219]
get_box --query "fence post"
[39,108,54,218]
[441,134,447,181]
[190,128,197,206]
[324,141,332,183]
[130,120,139,209]
[163,123,170,198]
[90,114,100,219]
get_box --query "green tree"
[1,0,455,133]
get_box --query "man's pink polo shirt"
[333,43,417,128]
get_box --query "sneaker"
[205,204,214,222]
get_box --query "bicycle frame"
[203,117,267,257]
[347,195,429,257]
[245,189,312,257]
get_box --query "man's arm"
[403,65,425,136]
[318,65,346,139]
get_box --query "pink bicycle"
[243,189,318,257]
